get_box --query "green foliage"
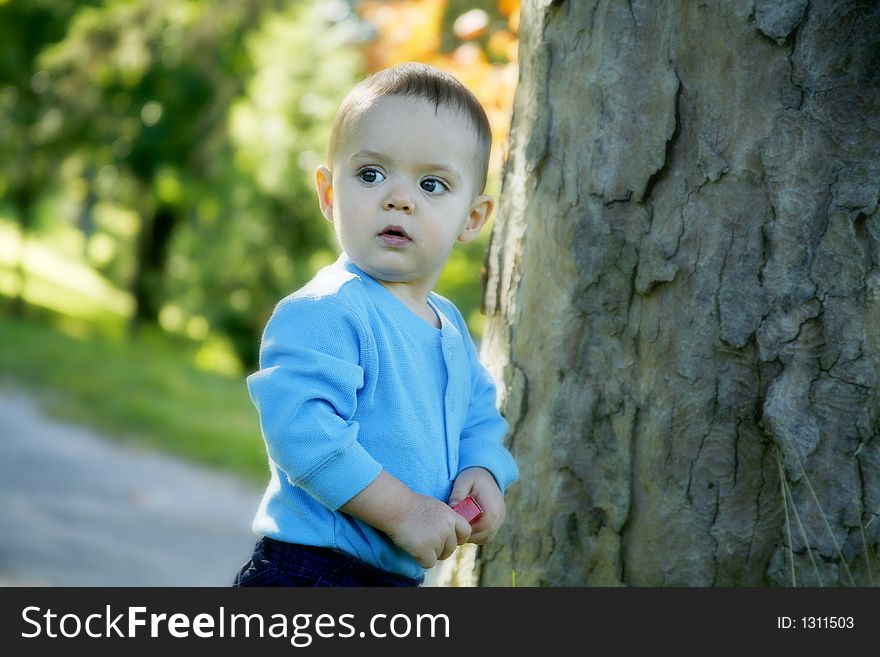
[42,0,253,185]
[168,0,364,368]
[36,0,265,326]
[441,0,507,58]
[0,0,99,218]
[1,0,496,378]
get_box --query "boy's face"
[316,95,492,292]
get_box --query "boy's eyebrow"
[350,150,462,180]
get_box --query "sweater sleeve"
[246,296,382,510]
[455,316,520,494]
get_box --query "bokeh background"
[0,0,518,585]
[1,0,518,480]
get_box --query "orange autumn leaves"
[358,0,520,179]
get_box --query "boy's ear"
[315,165,334,222]
[458,194,494,243]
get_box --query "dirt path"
[0,387,262,586]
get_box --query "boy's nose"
[383,192,414,214]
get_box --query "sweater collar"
[338,253,451,339]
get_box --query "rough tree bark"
[477,0,880,585]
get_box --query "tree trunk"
[130,203,178,332]
[478,0,880,586]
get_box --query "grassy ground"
[0,313,267,485]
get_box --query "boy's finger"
[468,526,498,545]
[447,480,473,507]
[417,549,438,569]
[438,533,457,561]
[453,513,472,545]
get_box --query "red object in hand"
[452,495,484,524]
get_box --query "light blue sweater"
[246,254,519,579]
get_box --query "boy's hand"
[340,470,471,569]
[449,467,505,545]
[385,493,472,569]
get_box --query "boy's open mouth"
[377,225,412,245]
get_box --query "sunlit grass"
[0,315,267,484]
[0,220,132,321]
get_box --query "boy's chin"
[361,264,438,287]
[354,257,415,281]
[368,269,416,284]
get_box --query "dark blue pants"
[232,537,423,587]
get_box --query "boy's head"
[327,62,492,194]
[315,63,495,290]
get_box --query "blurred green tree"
[0,0,100,314]
[167,0,364,368]
[42,0,261,331]
[2,0,518,371]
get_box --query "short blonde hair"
[327,62,492,193]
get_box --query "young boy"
[233,62,519,587]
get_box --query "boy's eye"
[357,168,386,184]
[420,177,449,194]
